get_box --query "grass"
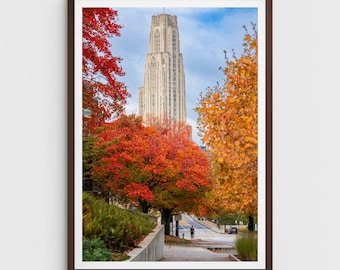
[82,193,156,261]
[164,235,192,245]
[235,232,257,261]
[111,253,130,261]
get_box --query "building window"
[154,30,160,52]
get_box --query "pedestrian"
[190,225,195,239]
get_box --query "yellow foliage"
[195,24,258,216]
[244,34,251,42]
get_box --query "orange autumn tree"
[196,24,258,220]
[83,8,130,135]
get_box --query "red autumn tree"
[92,115,156,208]
[83,8,130,134]
[153,122,212,234]
[92,115,212,235]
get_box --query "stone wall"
[127,224,164,261]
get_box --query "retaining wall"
[127,224,164,261]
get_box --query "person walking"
[190,225,195,239]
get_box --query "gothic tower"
[139,14,186,124]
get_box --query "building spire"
[139,14,187,124]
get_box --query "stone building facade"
[139,14,186,124]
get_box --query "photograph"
[69,0,271,269]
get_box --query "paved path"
[162,214,237,261]
[162,243,232,261]
[175,214,237,245]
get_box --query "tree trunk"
[248,215,254,231]
[140,200,149,214]
[161,208,172,235]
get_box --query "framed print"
[68,0,272,269]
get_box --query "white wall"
[1,1,339,269]
[0,1,67,269]
[127,225,164,261]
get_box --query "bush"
[235,233,257,261]
[83,238,112,261]
[83,193,155,253]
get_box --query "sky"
[109,8,258,146]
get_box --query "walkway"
[162,243,233,261]
[162,214,237,261]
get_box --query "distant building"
[139,14,187,124]
[83,177,100,196]
[200,145,212,160]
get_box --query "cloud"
[109,7,258,145]
[187,116,203,146]
[124,101,139,116]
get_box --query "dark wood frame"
[68,0,74,269]
[68,1,272,269]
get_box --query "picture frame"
[68,0,272,269]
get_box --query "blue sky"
[109,8,258,145]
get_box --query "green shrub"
[83,193,155,253]
[235,233,257,261]
[83,238,112,261]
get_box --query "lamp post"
[175,172,184,237]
